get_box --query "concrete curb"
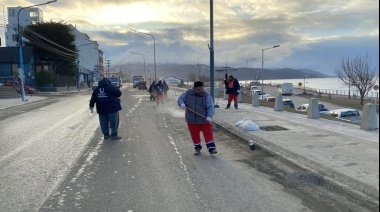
[213,117,379,203]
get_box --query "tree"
[23,21,77,77]
[188,71,197,82]
[335,53,378,105]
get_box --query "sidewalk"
[169,89,379,201]
[0,88,92,110]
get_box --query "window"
[8,9,15,17]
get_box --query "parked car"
[326,109,361,124]
[283,98,295,109]
[4,81,37,94]
[266,97,276,102]
[258,94,271,100]
[296,103,329,114]
[251,89,263,96]
[92,81,98,90]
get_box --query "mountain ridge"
[115,63,332,81]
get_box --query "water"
[241,77,379,94]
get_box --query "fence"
[300,86,379,99]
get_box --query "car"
[296,103,329,114]
[326,109,361,124]
[4,81,37,94]
[92,81,98,90]
[283,98,295,109]
[250,89,263,96]
[266,97,276,102]
[258,94,271,100]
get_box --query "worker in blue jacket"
[89,77,122,140]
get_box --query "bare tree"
[335,53,378,105]
[188,71,197,82]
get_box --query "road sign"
[373,85,379,90]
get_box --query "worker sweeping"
[177,81,217,155]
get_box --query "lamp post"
[261,45,280,100]
[197,56,204,80]
[130,29,156,82]
[17,0,57,101]
[77,42,95,91]
[303,75,308,94]
[131,52,146,81]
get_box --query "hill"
[114,63,331,81]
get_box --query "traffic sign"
[374,85,379,91]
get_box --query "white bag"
[235,120,245,128]
[241,119,260,131]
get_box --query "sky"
[1,0,379,75]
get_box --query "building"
[161,76,183,85]
[3,6,105,87]
[0,46,34,84]
[5,7,44,47]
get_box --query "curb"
[213,118,379,203]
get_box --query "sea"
[240,77,379,97]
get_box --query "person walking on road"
[163,80,169,99]
[155,80,164,105]
[224,73,241,109]
[89,77,122,140]
[178,81,217,155]
[148,81,156,101]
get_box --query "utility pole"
[105,60,111,77]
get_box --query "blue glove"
[180,103,186,109]
[206,117,212,122]
[90,108,94,113]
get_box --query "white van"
[278,83,293,95]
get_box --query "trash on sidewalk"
[235,118,260,131]
[248,140,256,151]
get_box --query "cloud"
[1,0,378,75]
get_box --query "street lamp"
[261,45,280,100]
[77,42,95,90]
[17,0,57,101]
[130,29,156,82]
[303,75,308,94]
[197,56,204,80]
[131,52,146,81]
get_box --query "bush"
[36,70,52,86]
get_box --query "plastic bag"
[235,117,259,131]
[242,120,259,131]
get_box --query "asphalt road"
[0,85,375,212]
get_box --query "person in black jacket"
[89,77,122,140]
[155,80,164,105]
[224,73,241,109]
[163,80,169,99]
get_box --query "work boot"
[194,146,202,156]
[225,103,230,109]
[111,135,122,140]
[104,134,110,139]
[210,149,218,154]
[234,103,238,109]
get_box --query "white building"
[4,6,104,82]
[161,76,183,85]
[5,7,44,47]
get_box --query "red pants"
[187,123,214,145]
[228,93,238,104]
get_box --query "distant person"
[148,81,156,101]
[178,81,217,155]
[224,73,241,109]
[155,80,164,105]
[163,80,169,99]
[89,77,122,140]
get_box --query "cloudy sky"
[1,0,379,75]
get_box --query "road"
[0,85,375,211]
